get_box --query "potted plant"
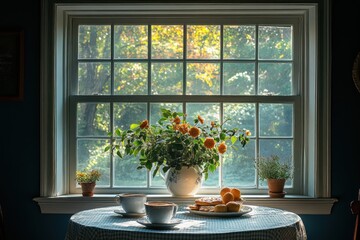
[75,160,102,197]
[105,108,251,196]
[254,155,293,198]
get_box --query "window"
[70,21,298,195]
[37,3,335,214]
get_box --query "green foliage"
[254,155,293,181]
[75,160,102,183]
[105,108,251,180]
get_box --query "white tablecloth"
[65,205,307,240]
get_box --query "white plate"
[114,209,146,218]
[188,205,252,217]
[136,217,182,229]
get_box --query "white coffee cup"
[145,201,178,224]
[117,193,147,213]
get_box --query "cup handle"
[172,204,178,218]
[115,194,120,204]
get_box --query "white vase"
[165,166,203,197]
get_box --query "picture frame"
[0,30,24,101]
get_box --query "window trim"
[36,1,335,214]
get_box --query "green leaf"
[145,161,152,170]
[104,145,111,152]
[130,123,139,129]
[115,128,121,136]
[153,166,160,178]
[162,109,171,118]
[209,164,216,172]
[231,136,237,144]
[220,132,226,140]
[133,140,142,146]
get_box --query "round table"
[65,205,307,240]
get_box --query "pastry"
[195,197,223,206]
[220,187,231,197]
[222,192,234,204]
[188,204,200,210]
[230,188,241,201]
[214,204,227,212]
[199,206,215,212]
[226,201,241,212]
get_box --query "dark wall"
[0,0,358,239]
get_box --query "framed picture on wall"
[0,30,24,101]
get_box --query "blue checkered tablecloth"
[65,205,307,240]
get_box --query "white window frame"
[34,2,337,214]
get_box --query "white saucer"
[114,209,146,218]
[136,217,182,229]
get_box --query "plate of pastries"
[187,187,252,217]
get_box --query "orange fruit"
[220,187,231,197]
[230,188,241,201]
[222,192,234,204]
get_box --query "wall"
[0,0,359,239]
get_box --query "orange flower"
[178,123,189,134]
[218,142,227,154]
[211,121,215,127]
[245,130,251,136]
[173,124,180,131]
[198,115,204,124]
[189,126,201,138]
[204,137,215,149]
[140,120,149,129]
[173,116,181,124]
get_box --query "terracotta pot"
[80,182,96,197]
[267,179,286,198]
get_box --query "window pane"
[223,25,256,59]
[223,62,255,95]
[223,103,256,137]
[151,25,183,59]
[223,103,256,187]
[222,140,256,187]
[78,62,111,95]
[114,155,147,187]
[258,63,292,95]
[186,62,220,95]
[114,62,148,95]
[78,25,111,59]
[258,26,292,60]
[151,62,183,95]
[77,103,110,136]
[77,139,110,186]
[113,103,148,187]
[259,103,293,136]
[113,103,147,130]
[259,139,293,187]
[114,25,148,59]
[187,25,220,59]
